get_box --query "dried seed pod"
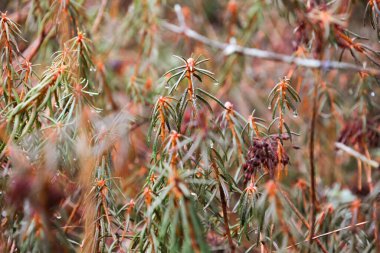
[242,136,290,183]
[338,118,380,149]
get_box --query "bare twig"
[308,77,319,249]
[162,11,380,76]
[92,0,107,33]
[312,221,369,240]
[374,1,380,15]
[8,4,30,23]
[212,161,235,253]
[335,142,379,169]
[284,221,369,250]
[278,187,329,253]
[21,25,53,62]
[98,63,119,111]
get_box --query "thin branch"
[92,0,107,33]
[335,142,379,169]
[278,187,329,253]
[162,17,380,76]
[98,63,119,111]
[21,25,53,62]
[174,4,185,29]
[284,221,369,250]
[313,221,369,240]
[308,78,318,249]
[8,4,30,23]
[374,1,380,15]
[211,161,235,253]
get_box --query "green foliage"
[0,1,379,253]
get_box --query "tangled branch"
[162,5,380,76]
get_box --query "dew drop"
[165,84,170,89]
[268,106,272,110]
[90,67,97,72]
[293,112,298,118]
[371,91,375,97]
[73,158,77,161]
[55,213,62,219]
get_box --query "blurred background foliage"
[0,0,379,252]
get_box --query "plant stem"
[278,187,328,253]
[335,142,379,169]
[212,162,235,252]
[308,77,319,250]
[162,20,380,75]
[284,221,369,250]
[225,109,242,160]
